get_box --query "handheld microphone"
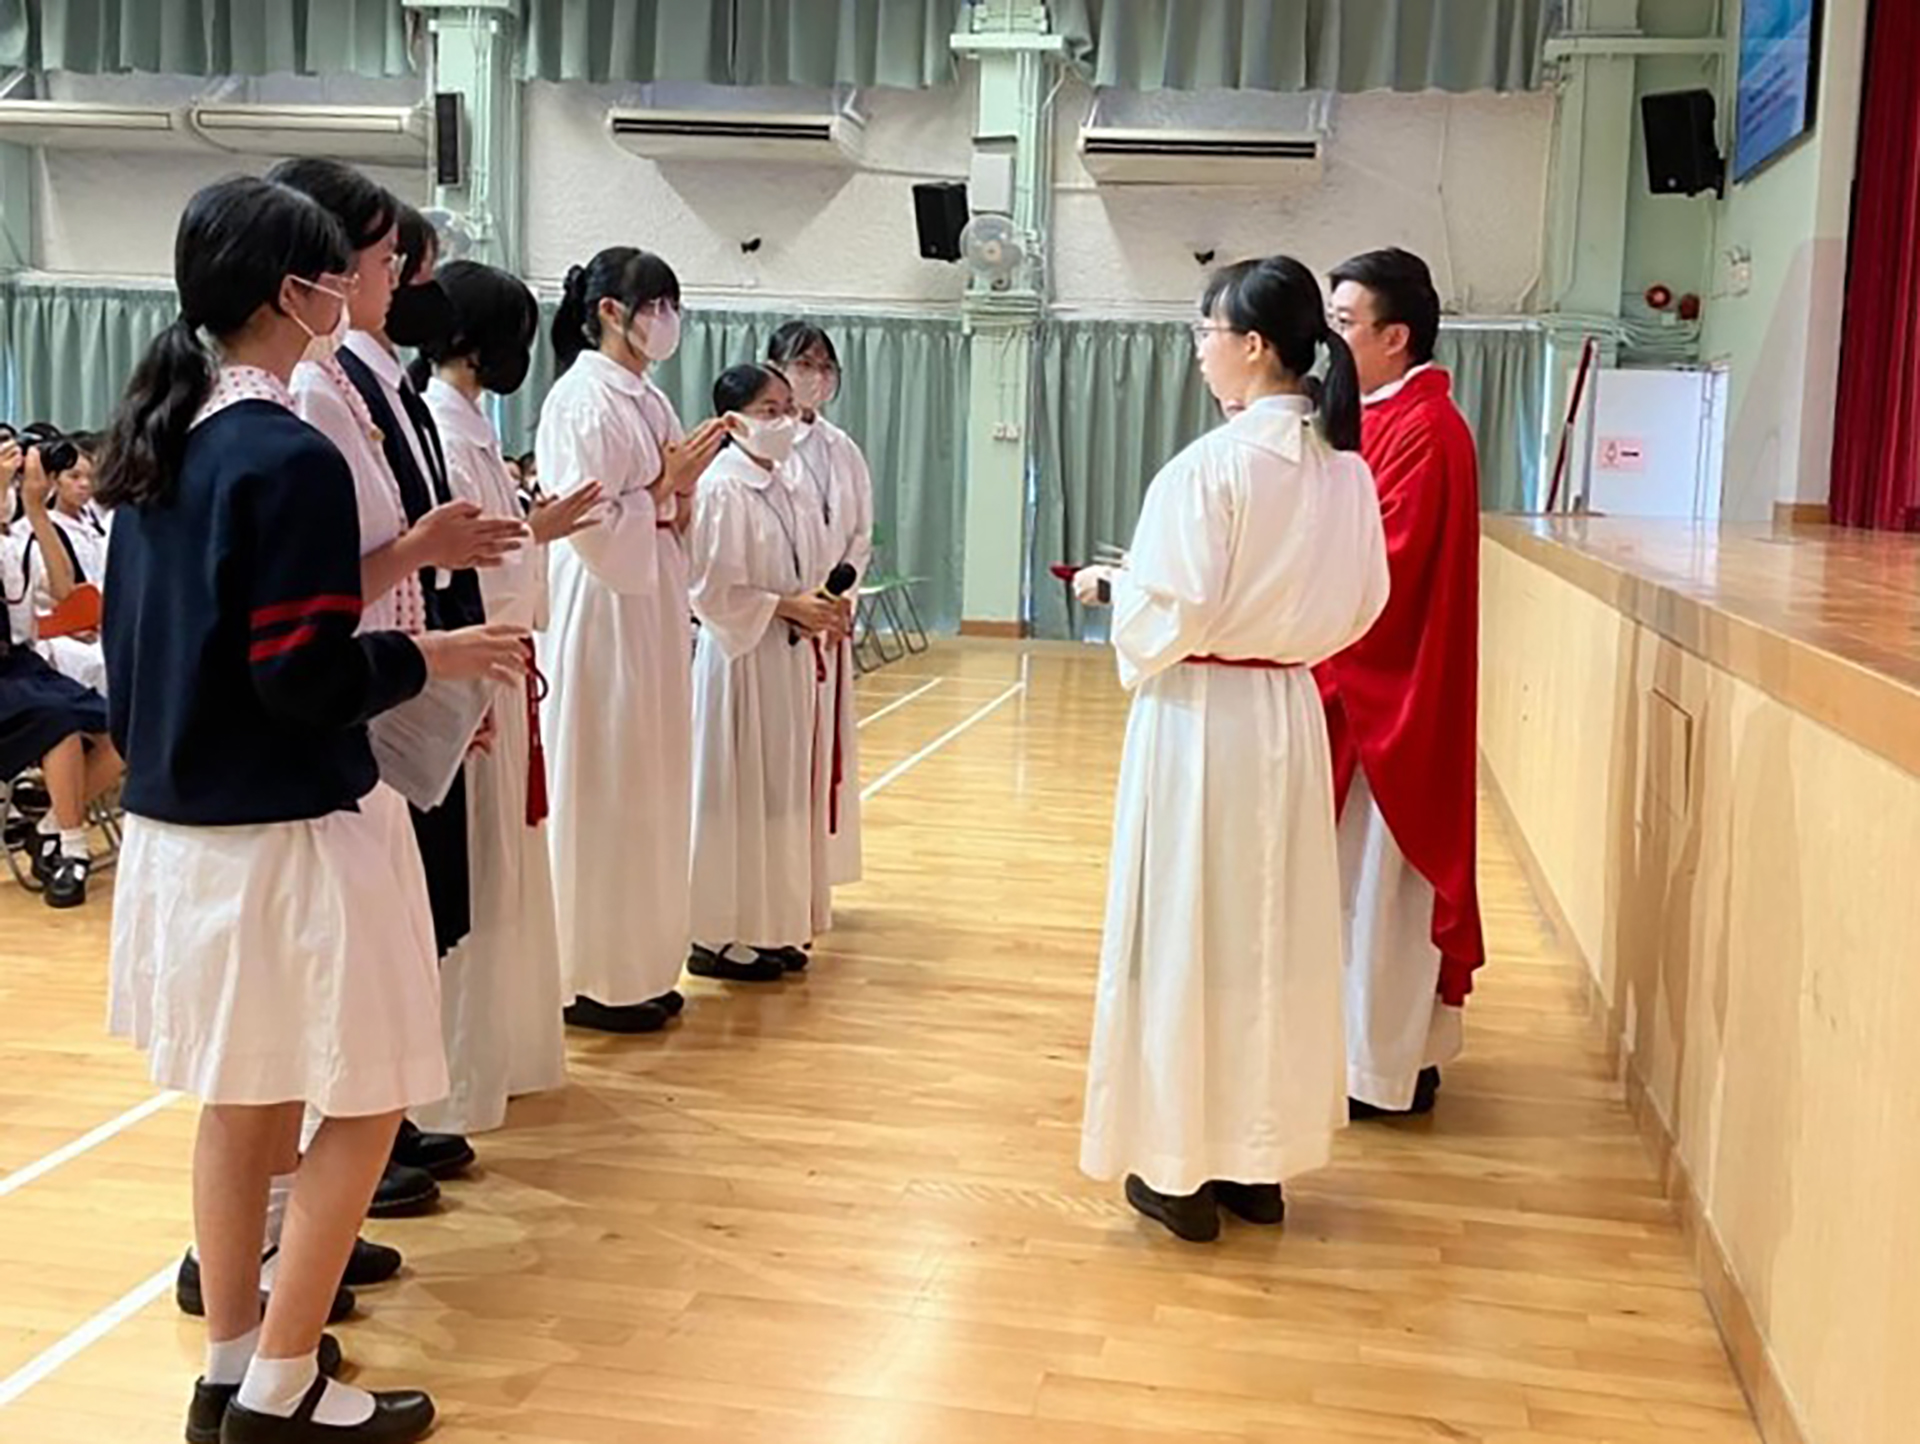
[789,563,860,646]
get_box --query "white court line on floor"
[0,1090,183,1201]
[0,1262,175,1409]
[857,677,944,730]
[862,681,1026,802]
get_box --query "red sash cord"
[1184,654,1302,670]
[525,639,550,828]
[809,635,847,835]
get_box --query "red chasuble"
[1316,366,1485,1005]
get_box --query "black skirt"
[0,647,109,779]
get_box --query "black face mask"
[386,280,456,349]
[476,344,532,396]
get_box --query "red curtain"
[1829,0,1920,529]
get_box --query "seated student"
[20,430,109,693]
[1,438,120,908]
[687,363,847,981]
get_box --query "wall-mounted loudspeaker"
[434,92,464,188]
[1641,89,1725,197]
[912,181,969,262]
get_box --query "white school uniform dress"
[414,378,567,1133]
[791,416,872,893]
[537,351,694,1007]
[107,365,445,1117]
[1079,395,1390,1196]
[688,446,819,951]
[23,508,109,693]
[290,353,428,638]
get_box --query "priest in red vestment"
[1321,248,1484,1118]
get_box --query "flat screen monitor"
[1733,0,1823,183]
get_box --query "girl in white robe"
[537,247,731,1033]
[416,261,604,1132]
[768,324,873,910]
[687,365,846,980]
[1077,256,1390,1244]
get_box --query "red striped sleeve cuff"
[251,594,361,631]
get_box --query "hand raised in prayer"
[654,417,733,502]
[529,480,605,544]
[413,498,528,570]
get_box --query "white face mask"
[291,278,351,366]
[791,416,816,446]
[788,367,833,412]
[735,413,797,465]
[633,304,682,363]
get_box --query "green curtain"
[0,278,174,431]
[496,303,972,632]
[0,0,413,76]
[519,0,961,86]
[1028,318,1216,642]
[1027,317,1544,639]
[518,0,729,85]
[1434,324,1541,513]
[1051,0,1548,93]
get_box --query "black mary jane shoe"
[563,995,671,1034]
[218,1374,434,1444]
[648,990,687,1018]
[175,1252,354,1326]
[757,946,810,974]
[1214,1181,1286,1226]
[367,1159,440,1219]
[1348,1066,1442,1122]
[686,944,785,984]
[1123,1175,1221,1244]
[185,1336,345,1444]
[391,1120,475,1181]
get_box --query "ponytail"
[405,352,434,392]
[552,264,592,375]
[1316,327,1362,453]
[95,316,216,509]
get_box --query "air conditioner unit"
[188,103,428,163]
[0,100,191,152]
[1078,125,1323,185]
[606,107,866,167]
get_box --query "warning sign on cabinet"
[1598,437,1647,472]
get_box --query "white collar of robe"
[575,347,653,399]
[1230,393,1313,462]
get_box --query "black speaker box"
[1642,89,1725,197]
[434,91,464,188]
[912,181,969,262]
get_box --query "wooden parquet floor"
[0,641,1758,1443]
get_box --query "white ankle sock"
[204,1325,260,1388]
[238,1354,374,1426]
[721,943,761,965]
[58,826,89,860]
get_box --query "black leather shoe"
[563,995,671,1033]
[44,852,90,908]
[687,945,784,983]
[758,946,809,973]
[219,1375,434,1444]
[1123,1175,1220,1243]
[648,990,686,1017]
[1214,1181,1286,1226]
[175,1251,355,1325]
[341,1236,402,1289]
[391,1120,475,1180]
[28,830,57,884]
[185,1336,344,1444]
[1349,1066,1442,1122]
[367,1159,440,1219]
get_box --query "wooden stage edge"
[1479,755,1812,1444]
[1482,514,1920,781]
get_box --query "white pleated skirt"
[108,784,449,1117]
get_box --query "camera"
[2,423,79,476]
